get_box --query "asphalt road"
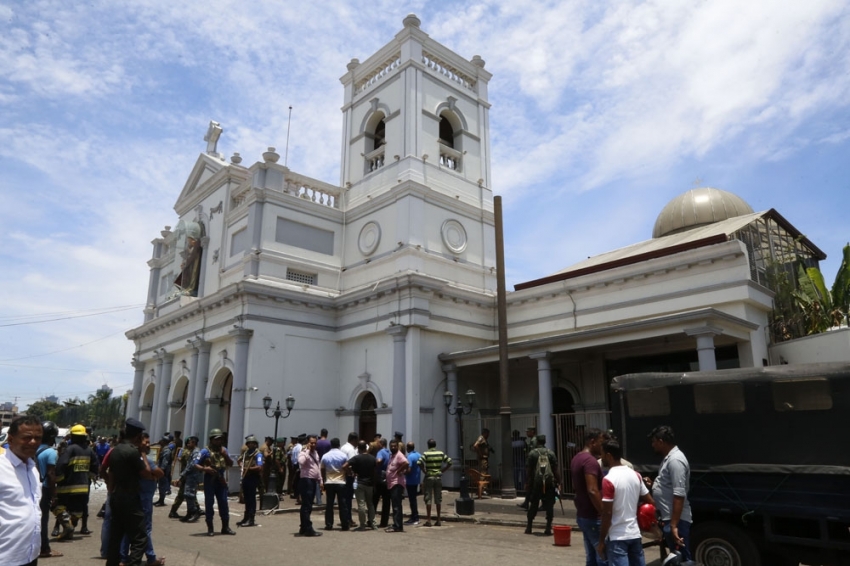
[49,488,595,566]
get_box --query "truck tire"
[692,521,761,566]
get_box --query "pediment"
[174,153,226,211]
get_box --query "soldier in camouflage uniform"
[177,436,202,523]
[518,426,538,510]
[169,435,197,519]
[271,437,288,498]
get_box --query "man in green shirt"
[419,438,452,527]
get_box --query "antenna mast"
[284,106,293,167]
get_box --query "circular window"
[358,221,381,256]
[441,219,467,254]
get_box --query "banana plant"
[793,243,850,334]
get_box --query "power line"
[0,329,127,362]
[0,362,133,374]
[0,304,145,321]
[0,305,142,328]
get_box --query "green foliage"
[23,399,62,422]
[791,246,850,335]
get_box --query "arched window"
[439,115,454,148]
[373,119,386,151]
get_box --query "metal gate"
[458,411,610,496]
[553,411,611,495]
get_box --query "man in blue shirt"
[373,438,391,528]
[37,421,62,559]
[404,441,422,525]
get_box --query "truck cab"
[611,362,850,566]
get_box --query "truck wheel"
[692,521,761,566]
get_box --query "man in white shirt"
[598,438,654,566]
[339,432,358,528]
[0,415,44,566]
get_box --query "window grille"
[772,379,832,411]
[694,382,745,414]
[626,388,670,417]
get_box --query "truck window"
[772,378,832,411]
[694,382,745,414]
[626,388,670,417]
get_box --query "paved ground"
[47,487,672,566]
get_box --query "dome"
[652,187,754,238]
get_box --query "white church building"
[125,15,826,489]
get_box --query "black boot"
[221,521,236,535]
[525,520,533,535]
[206,520,215,537]
[543,521,552,536]
[236,517,249,527]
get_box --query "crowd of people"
[0,413,693,566]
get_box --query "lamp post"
[260,394,295,510]
[444,388,475,515]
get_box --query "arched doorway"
[553,387,575,414]
[358,392,377,442]
[206,369,233,438]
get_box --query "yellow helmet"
[70,424,87,436]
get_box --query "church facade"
[125,15,825,489]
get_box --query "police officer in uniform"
[237,435,263,527]
[194,429,236,536]
[169,435,197,519]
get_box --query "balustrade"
[422,53,475,90]
[356,55,401,93]
[439,144,462,171]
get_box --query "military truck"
[611,362,850,566]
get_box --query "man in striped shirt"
[419,439,452,527]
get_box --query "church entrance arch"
[207,369,233,438]
[358,392,377,443]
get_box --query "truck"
[610,362,850,566]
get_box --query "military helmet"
[42,421,59,440]
[209,428,224,439]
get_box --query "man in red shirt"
[570,428,606,566]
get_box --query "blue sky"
[1,0,848,411]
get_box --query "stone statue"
[174,221,204,297]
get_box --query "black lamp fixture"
[444,388,476,515]
[259,394,295,510]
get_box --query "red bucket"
[553,525,571,546]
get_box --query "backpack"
[534,448,555,490]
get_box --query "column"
[227,328,253,457]
[191,340,212,438]
[149,353,165,436]
[127,356,145,421]
[685,327,723,371]
[183,345,201,437]
[155,352,174,438]
[442,363,459,487]
[530,352,554,446]
[386,325,408,436]
[243,195,265,279]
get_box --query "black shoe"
[221,525,236,535]
[524,526,532,535]
[207,528,215,537]
[303,530,322,537]
[168,511,181,519]
[184,512,201,523]
[236,519,248,527]
[544,528,552,536]
[79,529,93,535]
[153,501,166,507]
[323,526,333,531]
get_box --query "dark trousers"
[527,485,555,526]
[170,479,185,515]
[324,484,350,528]
[298,477,317,534]
[106,491,146,566]
[203,476,229,524]
[156,471,170,502]
[389,484,405,530]
[373,481,391,526]
[406,484,420,521]
[40,490,51,553]
[242,474,259,521]
[343,476,354,524]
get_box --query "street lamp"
[444,388,475,515]
[260,394,295,510]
